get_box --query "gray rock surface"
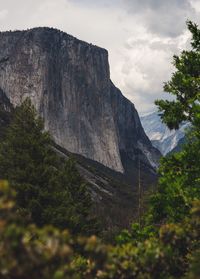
[141,111,189,155]
[0,27,160,172]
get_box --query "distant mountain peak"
[141,111,189,155]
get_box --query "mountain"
[0,27,160,174]
[140,111,189,155]
[0,88,12,137]
[0,28,162,229]
[168,136,186,155]
[0,88,156,230]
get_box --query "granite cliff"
[0,27,160,174]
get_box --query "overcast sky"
[0,0,200,114]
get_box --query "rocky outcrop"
[110,85,160,171]
[0,27,160,173]
[0,88,12,137]
[141,112,189,155]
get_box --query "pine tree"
[0,98,94,234]
[149,21,200,223]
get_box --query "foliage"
[115,21,200,274]
[0,21,200,278]
[155,21,200,129]
[0,181,199,279]
[0,99,95,234]
[148,21,200,224]
[115,223,156,245]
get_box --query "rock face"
[0,27,160,173]
[141,112,189,155]
[0,88,12,137]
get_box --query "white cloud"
[111,30,191,113]
[123,0,197,37]
[0,9,8,20]
[190,0,200,12]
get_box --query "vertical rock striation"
[0,27,160,173]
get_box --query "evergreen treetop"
[0,98,95,234]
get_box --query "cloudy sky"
[0,0,200,114]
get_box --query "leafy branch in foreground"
[0,181,199,279]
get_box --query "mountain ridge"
[0,88,157,230]
[0,27,160,174]
[141,111,189,155]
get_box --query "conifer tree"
[149,21,200,223]
[0,98,93,234]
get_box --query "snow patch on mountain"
[140,112,189,155]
